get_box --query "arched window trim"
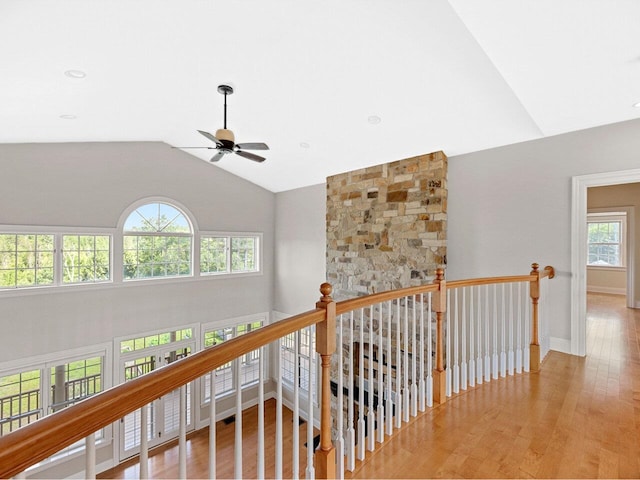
[118,198,197,282]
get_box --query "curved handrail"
[0,264,556,479]
[0,308,325,479]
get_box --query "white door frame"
[571,168,640,356]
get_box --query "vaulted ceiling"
[2,1,639,192]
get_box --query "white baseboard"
[549,337,571,355]
[587,285,626,295]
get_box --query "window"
[0,349,107,464]
[587,212,626,267]
[0,234,54,288]
[281,327,317,401]
[123,203,192,280]
[200,234,260,275]
[62,235,110,284]
[0,232,112,290]
[202,319,265,402]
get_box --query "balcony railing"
[0,263,554,479]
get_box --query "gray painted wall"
[0,142,275,361]
[273,183,326,314]
[274,117,640,349]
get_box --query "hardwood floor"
[347,293,640,479]
[100,294,640,478]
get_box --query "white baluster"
[233,359,243,479]
[357,309,365,461]
[402,298,410,423]
[276,339,283,479]
[367,306,375,452]
[179,385,187,480]
[476,286,483,385]
[376,303,385,444]
[385,301,393,437]
[492,285,499,380]
[395,300,402,429]
[140,404,149,479]
[524,283,531,372]
[453,289,460,394]
[500,283,507,377]
[461,288,468,390]
[419,294,426,411]
[346,312,355,472]
[336,315,345,479]
[445,290,452,398]
[257,346,265,480]
[484,285,491,382]
[516,283,523,374]
[426,292,433,408]
[85,432,96,480]
[508,284,515,375]
[293,332,300,479]
[305,327,315,479]
[468,287,476,388]
[209,371,216,480]
[410,297,418,417]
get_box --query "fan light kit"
[176,84,269,163]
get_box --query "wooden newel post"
[529,263,541,373]
[315,282,337,479]
[432,268,447,404]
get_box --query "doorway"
[571,169,640,356]
[117,332,195,461]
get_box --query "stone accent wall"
[326,151,447,300]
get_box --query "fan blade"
[236,142,269,151]
[236,150,266,163]
[210,152,225,162]
[172,146,215,149]
[198,130,223,147]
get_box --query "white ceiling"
[2,0,639,192]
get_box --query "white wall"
[273,184,326,315]
[447,117,640,346]
[275,118,640,351]
[0,142,275,362]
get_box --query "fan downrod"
[217,84,233,95]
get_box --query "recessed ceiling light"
[633,101,640,108]
[59,114,77,120]
[300,142,310,148]
[64,69,86,79]
[368,115,382,125]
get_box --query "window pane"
[0,234,54,289]
[0,370,41,436]
[200,237,228,274]
[587,219,623,267]
[231,237,257,273]
[49,357,102,413]
[62,235,111,284]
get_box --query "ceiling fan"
[177,84,269,163]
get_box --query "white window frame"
[121,201,194,282]
[0,343,112,474]
[0,225,114,293]
[586,211,627,269]
[200,313,268,406]
[200,232,262,276]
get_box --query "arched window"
[122,202,193,280]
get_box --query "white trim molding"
[572,168,640,357]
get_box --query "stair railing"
[0,263,554,479]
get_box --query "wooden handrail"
[0,264,556,479]
[0,308,326,479]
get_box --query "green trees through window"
[123,203,192,280]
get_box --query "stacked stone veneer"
[326,151,447,300]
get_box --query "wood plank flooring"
[100,293,640,478]
[347,293,640,479]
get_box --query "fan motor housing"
[215,128,235,151]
